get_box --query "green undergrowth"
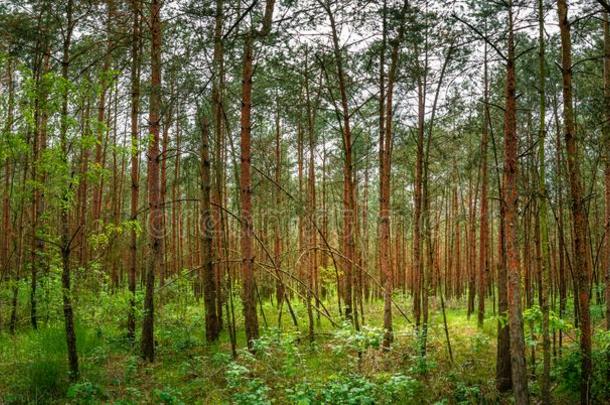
[0,288,608,404]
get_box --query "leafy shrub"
[225,361,271,405]
[380,373,421,403]
[67,380,105,404]
[153,387,185,405]
[555,342,610,403]
[453,381,480,405]
[112,387,143,405]
[320,374,376,404]
[331,324,384,354]
[285,382,319,404]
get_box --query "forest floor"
[0,283,608,404]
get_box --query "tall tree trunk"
[212,0,225,332]
[236,5,275,347]
[141,0,163,362]
[307,104,317,343]
[92,0,114,228]
[304,48,317,342]
[478,41,489,328]
[239,33,259,350]
[324,0,355,322]
[2,58,14,312]
[537,0,551,400]
[201,116,219,342]
[30,9,50,330]
[557,1,592,402]
[273,110,284,307]
[127,0,141,343]
[553,92,567,355]
[603,9,610,374]
[467,173,477,319]
[380,0,406,349]
[503,2,529,402]
[413,76,424,333]
[59,0,79,380]
[160,80,173,287]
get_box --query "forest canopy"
[0,0,609,404]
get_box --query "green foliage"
[225,361,272,405]
[453,380,481,405]
[153,387,185,405]
[554,342,610,403]
[67,380,105,404]
[524,305,575,348]
[331,323,384,354]
[320,374,376,404]
[380,373,421,403]
[285,373,421,405]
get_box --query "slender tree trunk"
[273,111,284,308]
[201,116,219,342]
[141,0,163,362]
[325,0,355,323]
[127,0,141,343]
[212,0,225,331]
[537,0,551,400]
[2,58,14,309]
[59,0,79,380]
[478,41,489,328]
[307,103,317,344]
[380,1,407,348]
[467,172,478,320]
[503,3,529,402]
[172,121,182,276]
[160,81,173,287]
[553,93,567,355]
[557,1,592,402]
[378,0,387,305]
[413,77,424,333]
[92,0,114,227]
[603,9,610,372]
[235,6,276,346]
[239,33,259,350]
[30,11,49,330]
[304,48,317,342]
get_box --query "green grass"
[0,289,607,404]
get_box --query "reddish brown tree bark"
[322,0,356,322]
[380,0,406,349]
[141,0,163,362]
[239,34,259,350]
[602,7,610,364]
[478,42,489,328]
[558,1,592,401]
[92,0,115,228]
[200,116,219,342]
[503,2,529,402]
[239,0,276,350]
[127,0,141,343]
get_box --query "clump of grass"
[0,321,111,404]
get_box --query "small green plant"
[380,373,421,403]
[67,380,105,404]
[225,361,272,405]
[285,382,318,404]
[320,374,376,404]
[124,355,139,380]
[153,386,185,405]
[555,345,610,402]
[331,323,384,355]
[453,381,480,405]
